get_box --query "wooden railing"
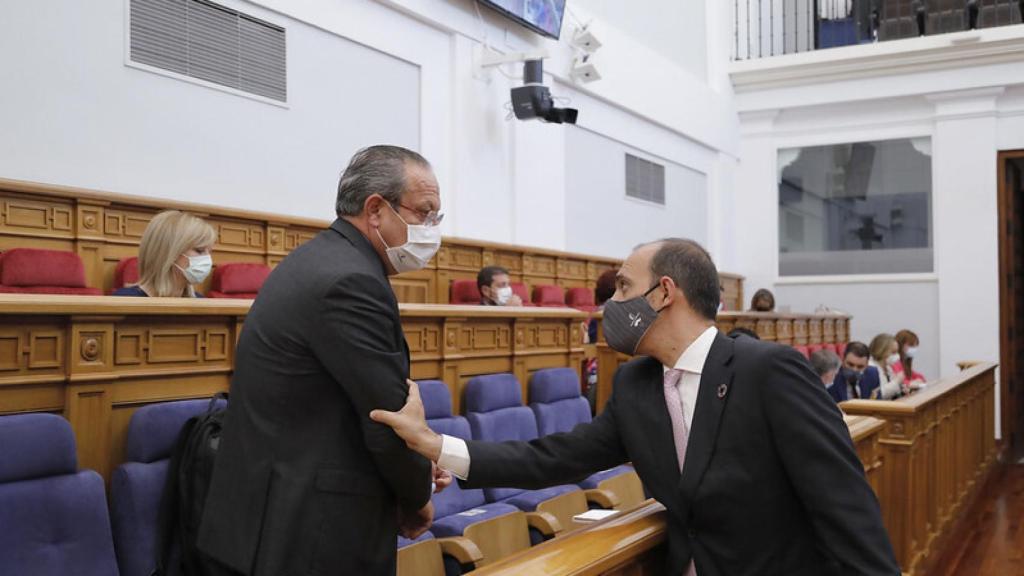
[841,362,998,575]
[470,415,887,575]
[594,311,852,412]
[0,178,745,308]
[0,295,587,482]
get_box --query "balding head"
[634,238,720,320]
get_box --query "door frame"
[997,150,1024,452]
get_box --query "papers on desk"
[572,509,619,523]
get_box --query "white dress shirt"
[436,326,720,480]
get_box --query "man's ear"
[658,276,677,307]
[364,194,385,228]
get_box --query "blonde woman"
[113,210,216,297]
[867,333,905,400]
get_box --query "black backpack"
[152,393,229,576]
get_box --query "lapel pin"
[717,383,728,399]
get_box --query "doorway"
[998,151,1024,456]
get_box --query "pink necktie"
[664,368,698,576]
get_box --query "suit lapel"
[677,333,735,517]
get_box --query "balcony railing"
[733,0,1024,60]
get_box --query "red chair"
[532,285,566,308]
[807,344,825,357]
[833,342,848,357]
[565,287,598,312]
[510,282,536,307]
[207,263,271,299]
[0,248,101,295]
[113,257,140,290]
[449,279,481,305]
[793,345,811,360]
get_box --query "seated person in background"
[727,327,760,340]
[587,267,619,343]
[113,210,216,297]
[868,333,906,399]
[750,288,776,312]
[477,265,522,306]
[894,329,927,388]
[809,349,841,389]
[828,341,882,402]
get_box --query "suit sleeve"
[310,272,432,513]
[762,347,900,575]
[461,370,629,490]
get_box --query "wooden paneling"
[0,296,586,481]
[0,178,743,306]
[842,363,999,575]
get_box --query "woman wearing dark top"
[112,210,216,297]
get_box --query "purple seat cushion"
[464,373,522,413]
[125,398,226,464]
[418,380,453,420]
[110,461,169,576]
[0,413,76,483]
[430,502,521,538]
[0,471,119,576]
[501,484,580,511]
[580,465,635,490]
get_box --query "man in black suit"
[198,145,449,575]
[372,238,900,575]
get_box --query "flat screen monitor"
[479,0,567,40]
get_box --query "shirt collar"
[664,326,719,375]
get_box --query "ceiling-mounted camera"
[510,59,578,124]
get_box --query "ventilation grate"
[625,153,666,205]
[130,0,286,102]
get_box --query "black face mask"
[601,283,664,355]
[841,366,863,385]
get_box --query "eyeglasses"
[397,202,444,227]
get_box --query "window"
[778,137,932,276]
[625,154,666,205]
[130,0,287,102]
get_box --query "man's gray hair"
[335,145,431,217]
[809,349,841,377]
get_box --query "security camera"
[510,60,578,124]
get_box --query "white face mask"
[886,353,901,366]
[495,286,513,305]
[377,204,441,274]
[176,254,212,285]
[905,346,918,359]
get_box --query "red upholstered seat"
[0,248,101,295]
[532,285,565,308]
[207,263,271,299]
[450,280,481,305]
[793,345,811,360]
[510,282,535,307]
[114,257,139,290]
[807,344,825,356]
[565,287,598,312]
[832,342,847,356]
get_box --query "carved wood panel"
[1,197,75,238]
[0,323,65,382]
[557,258,587,280]
[523,254,557,277]
[438,245,484,271]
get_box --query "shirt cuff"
[438,434,471,480]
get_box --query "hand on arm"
[370,379,444,462]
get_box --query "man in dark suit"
[372,238,900,575]
[828,341,883,403]
[198,145,448,575]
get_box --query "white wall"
[0,0,736,263]
[564,126,708,259]
[728,27,1024,436]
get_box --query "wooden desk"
[0,296,587,482]
[841,363,998,575]
[472,415,887,575]
[0,177,745,309]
